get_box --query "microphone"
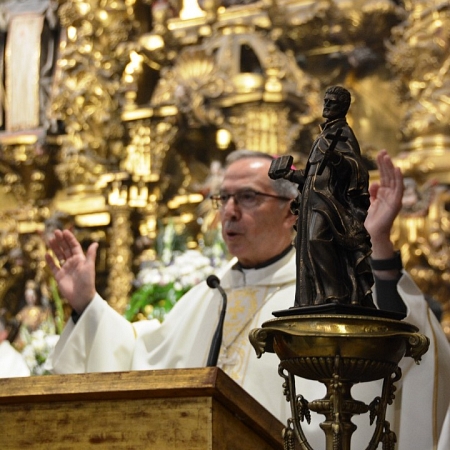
[206,275,228,367]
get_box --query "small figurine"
[16,280,53,333]
[269,86,375,308]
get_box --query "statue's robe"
[293,117,374,307]
[48,248,450,450]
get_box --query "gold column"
[106,207,134,314]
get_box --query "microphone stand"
[206,275,228,367]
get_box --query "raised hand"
[45,229,98,314]
[365,150,404,259]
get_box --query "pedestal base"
[249,314,429,449]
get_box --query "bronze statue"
[269,86,375,309]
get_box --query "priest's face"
[219,157,296,267]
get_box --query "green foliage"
[125,222,228,323]
[125,281,190,322]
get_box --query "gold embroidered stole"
[217,285,269,384]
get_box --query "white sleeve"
[47,294,136,373]
[396,272,450,449]
[47,281,219,374]
[0,341,31,378]
[438,405,450,450]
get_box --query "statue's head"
[323,86,351,120]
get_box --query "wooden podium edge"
[0,367,284,448]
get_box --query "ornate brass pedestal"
[249,314,429,450]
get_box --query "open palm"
[365,150,404,240]
[45,229,98,314]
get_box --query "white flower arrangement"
[126,224,229,323]
[137,250,217,288]
[20,329,60,376]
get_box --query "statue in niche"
[14,279,55,351]
[15,280,53,333]
[269,86,375,309]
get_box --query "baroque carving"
[395,181,450,336]
[50,0,138,187]
[0,0,449,341]
[387,0,450,141]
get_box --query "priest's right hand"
[45,229,98,315]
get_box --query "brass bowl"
[250,314,429,382]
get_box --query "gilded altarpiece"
[0,0,449,338]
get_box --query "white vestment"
[48,248,450,449]
[0,340,30,378]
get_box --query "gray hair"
[225,149,298,199]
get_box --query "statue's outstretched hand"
[365,150,404,259]
[45,229,98,314]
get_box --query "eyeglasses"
[211,189,292,209]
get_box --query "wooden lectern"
[0,368,284,449]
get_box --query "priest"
[46,149,450,450]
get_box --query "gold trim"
[74,212,111,228]
[121,106,178,121]
[0,132,40,145]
